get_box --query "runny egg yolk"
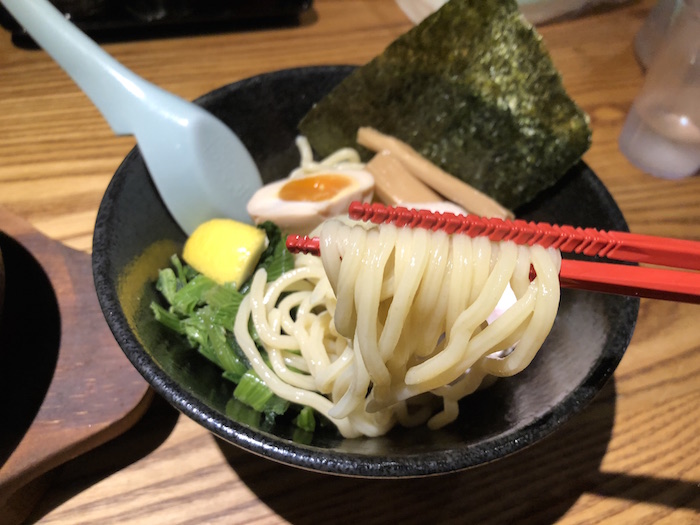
[278,174,353,202]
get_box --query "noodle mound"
[234,219,561,438]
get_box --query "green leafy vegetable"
[207,325,249,378]
[225,398,264,428]
[234,369,275,412]
[294,406,316,433]
[204,282,243,310]
[257,220,295,282]
[150,302,184,334]
[155,268,178,305]
[170,274,218,316]
[298,0,591,210]
[151,222,316,434]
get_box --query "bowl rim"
[92,65,639,478]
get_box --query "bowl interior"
[93,65,638,477]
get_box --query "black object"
[0,0,313,48]
[92,65,639,478]
[0,233,61,465]
[299,0,591,211]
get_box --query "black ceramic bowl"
[93,65,639,478]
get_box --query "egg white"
[247,168,375,234]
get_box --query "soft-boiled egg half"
[247,167,374,234]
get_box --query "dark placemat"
[0,0,313,48]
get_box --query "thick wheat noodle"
[233,219,561,437]
[295,135,364,174]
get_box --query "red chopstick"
[558,260,700,303]
[285,202,700,304]
[346,202,700,271]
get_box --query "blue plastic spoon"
[1,0,262,234]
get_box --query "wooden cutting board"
[0,208,153,524]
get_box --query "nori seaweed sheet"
[298,0,591,210]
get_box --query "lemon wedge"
[183,218,267,287]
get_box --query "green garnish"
[256,220,295,282]
[151,222,316,434]
[234,369,276,412]
[294,406,316,433]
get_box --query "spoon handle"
[0,0,177,135]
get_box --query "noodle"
[234,219,561,438]
[294,136,364,175]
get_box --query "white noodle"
[233,219,561,438]
[294,136,365,175]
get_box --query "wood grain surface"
[0,0,698,523]
[0,208,153,524]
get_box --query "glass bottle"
[634,0,683,68]
[618,0,700,179]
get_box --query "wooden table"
[1,1,699,523]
